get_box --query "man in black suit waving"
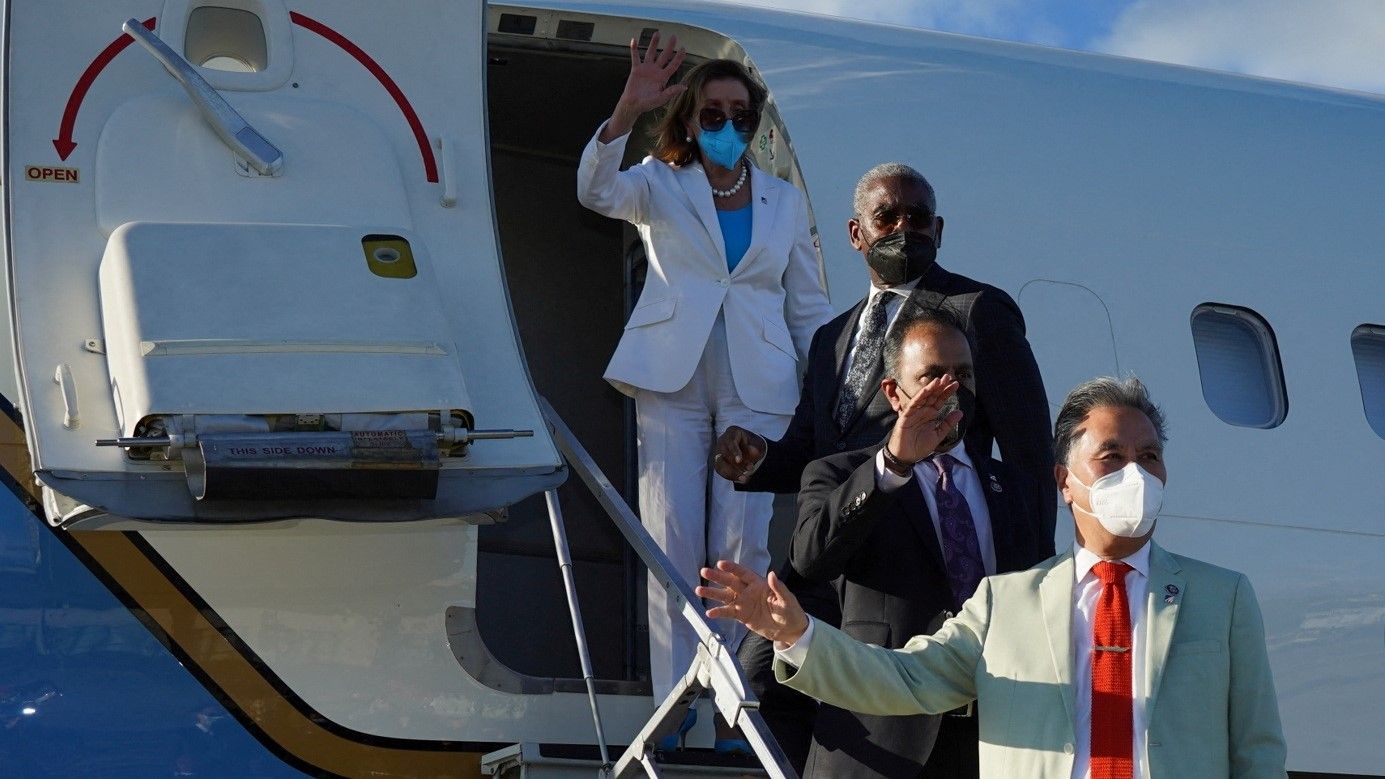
[789,305,1052,777]
[713,164,1054,775]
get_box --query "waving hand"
[698,561,809,647]
[600,31,687,141]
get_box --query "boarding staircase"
[476,399,798,779]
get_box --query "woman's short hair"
[652,59,768,167]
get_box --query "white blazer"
[577,126,832,415]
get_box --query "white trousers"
[635,314,791,701]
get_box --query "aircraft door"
[1018,280,1122,411]
[2,0,564,526]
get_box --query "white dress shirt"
[874,443,997,575]
[1071,541,1150,779]
[742,279,920,479]
[777,540,1156,779]
[842,279,920,380]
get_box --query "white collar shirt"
[1071,541,1152,779]
[843,279,920,378]
[875,443,996,576]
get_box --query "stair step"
[482,742,767,777]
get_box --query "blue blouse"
[716,204,753,272]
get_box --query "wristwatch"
[881,444,915,478]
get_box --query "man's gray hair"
[1053,376,1168,465]
[853,163,936,218]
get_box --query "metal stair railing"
[543,486,613,774]
[537,397,798,779]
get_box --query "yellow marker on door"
[362,234,417,279]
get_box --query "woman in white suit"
[577,33,832,738]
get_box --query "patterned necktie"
[932,454,986,611]
[834,292,889,430]
[1091,560,1135,779]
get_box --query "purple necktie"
[932,453,985,611]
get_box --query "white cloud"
[1093,0,1385,94]
[734,0,1385,94]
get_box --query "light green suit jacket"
[776,542,1287,778]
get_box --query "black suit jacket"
[791,442,1053,778]
[744,261,1057,540]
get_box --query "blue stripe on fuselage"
[0,487,307,777]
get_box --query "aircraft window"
[497,13,538,35]
[556,20,595,42]
[185,7,268,73]
[1189,304,1287,428]
[200,56,255,73]
[1350,324,1385,440]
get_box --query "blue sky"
[736,0,1385,95]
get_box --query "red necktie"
[1091,561,1134,779]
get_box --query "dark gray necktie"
[835,293,889,430]
[933,453,986,611]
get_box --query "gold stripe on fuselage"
[0,410,485,778]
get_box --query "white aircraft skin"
[1,0,1381,776]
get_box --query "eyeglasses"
[698,107,760,135]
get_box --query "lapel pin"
[988,474,1002,493]
[1165,584,1179,596]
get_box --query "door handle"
[122,19,283,176]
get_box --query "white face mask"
[1066,462,1163,538]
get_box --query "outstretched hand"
[602,31,687,141]
[697,561,808,647]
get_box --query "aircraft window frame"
[1189,303,1288,429]
[1350,324,1385,440]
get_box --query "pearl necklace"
[710,162,749,198]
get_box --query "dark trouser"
[918,713,979,779]
[737,631,817,775]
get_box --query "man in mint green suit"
[699,376,1286,778]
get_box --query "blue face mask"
[697,124,749,171]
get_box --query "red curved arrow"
[289,12,438,183]
[54,17,156,160]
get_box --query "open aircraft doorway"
[479,0,826,708]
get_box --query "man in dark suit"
[717,163,1054,530]
[713,163,1054,774]
[788,305,1052,777]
